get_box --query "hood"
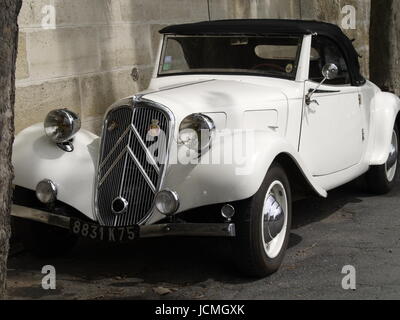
[142,79,289,128]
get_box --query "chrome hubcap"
[386,130,398,182]
[263,195,285,243]
[261,181,288,259]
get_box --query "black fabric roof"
[160,19,365,86]
[160,19,342,36]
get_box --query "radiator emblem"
[149,119,161,137]
[107,120,118,132]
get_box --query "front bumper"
[11,205,236,239]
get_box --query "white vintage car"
[11,20,400,277]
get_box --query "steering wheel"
[251,63,286,72]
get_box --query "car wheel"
[367,125,399,195]
[233,163,292,277]
[14,218,78,258]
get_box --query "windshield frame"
[157,34,303,80]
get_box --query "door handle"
[305,95,319,106]
[306,88,340,105]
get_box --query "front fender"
[368,92,400,165]
[150,130,327,224]
[12,123,99,221]
[13,125,326,225]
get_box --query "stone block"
[80,69,139,118]
[28,27,100,79]
[120,0,162,22]
[19,0,118,27]
[98,24,152,70]
[15,77,81,133]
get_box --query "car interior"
[161,35,302,79]
[309,36,351,85]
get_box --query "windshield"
[158,35,302,79]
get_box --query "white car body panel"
[13,124,99,221]
[366,90,400,165]
[300,81,363,176]
[12,32,400,225]
[147,129,328,224]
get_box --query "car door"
[299,36,364,176]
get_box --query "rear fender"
[368,92,400,165]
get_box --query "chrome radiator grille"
[95,101,171,226]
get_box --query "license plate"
[70,218,139,242]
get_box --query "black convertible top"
[160,19,365,86]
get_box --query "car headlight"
[36,179,57,204]
[155,189,180,216]
[44,109,81,143]
[178,114,215,152]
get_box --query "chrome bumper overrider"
[11,205,236,238]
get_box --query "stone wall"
[15,0,208,134]
[300,0,370,77]
[15,0,371,134]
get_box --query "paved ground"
[6,180,400,300]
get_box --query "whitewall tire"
[233,163,292,277]
[367,125,399,194]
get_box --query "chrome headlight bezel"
[178,113,216,152]
[36,179,57,204]
[44,109,81,144]
[155,189,180,216]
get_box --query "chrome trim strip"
[307,88,341,94]
[127,147,156,193]
[98,146,128,187]
[11,205,70,229]
[12,205,236,238]
[99,126,131,169]
[139,223,236,238]
[130,124,160,174]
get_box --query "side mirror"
[322,63,339,80]
[306,63,339,105]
